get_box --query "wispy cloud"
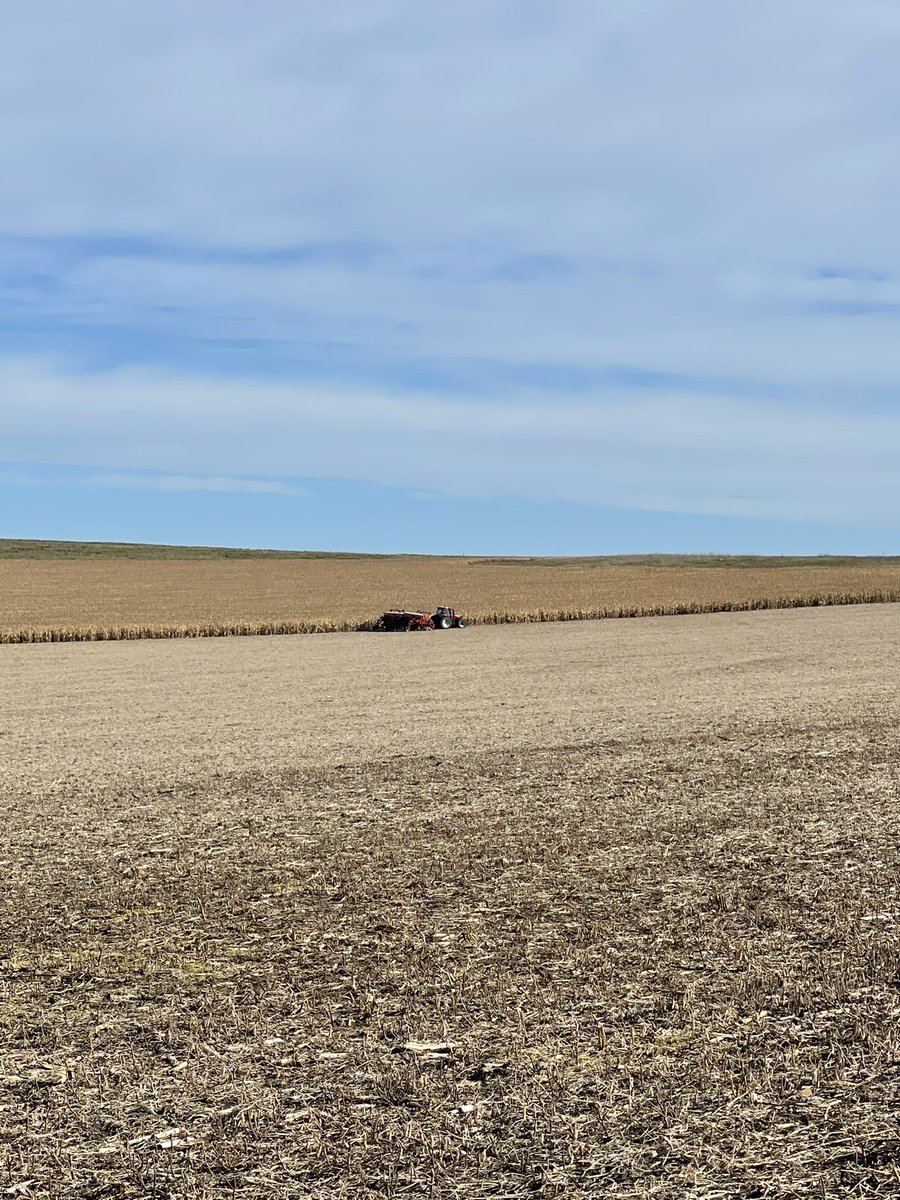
[3,358,900,528]
[0,463,306,496]
[3,3,900,542]
[85,473,306,496]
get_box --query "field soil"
[5,556,900,637]
[3,606,900,1197]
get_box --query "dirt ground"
[3,606,900,1197]
[5,603,900,788]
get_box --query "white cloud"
[37,249,900,393]
[4,357,900,528]
[0,462,306,496]
[3,2,900,532]
[84,473,306,496]
[3,1,899,260]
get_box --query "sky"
[3,1,900,554]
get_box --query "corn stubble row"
[5,587,900,644]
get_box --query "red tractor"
[432,606,467,629]
[375,606,468,632]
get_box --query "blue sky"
[3,1,900,554]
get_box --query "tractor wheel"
[436,616,452,629]
[455,618,468,628]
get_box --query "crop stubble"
[5,557,900,641]
[3,607,900,1197]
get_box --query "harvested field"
[4,605,900,1197]
[4,553,900,641]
